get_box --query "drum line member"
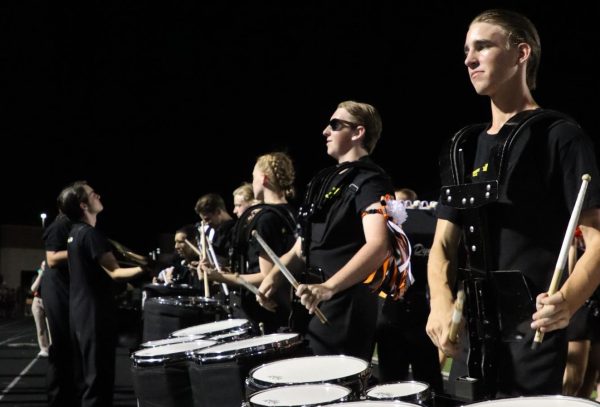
[154,224,199,286]
[232,182,260,218]
[42,207,77,407]
[60,181,146,407]
[425,9,600,398]
[201,152,297,333]
[258,100,394,361]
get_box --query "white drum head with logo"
[251,355,369,385]
[170,318,250,337]
[367,381,430,401]
[467,396,599,407]
[249,384,350,407]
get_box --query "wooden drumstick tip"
[251,230,257,237]
[582,174,591,182]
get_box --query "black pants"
[72,318,117,407]
[41,268,77,407]
[375,293,443,392]
[306,284,378,362]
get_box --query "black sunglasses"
[329,118,359,131]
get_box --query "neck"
[263,189,287,205]
[336,148,368,164]
[488,81,539,134]
[82,212,97,227]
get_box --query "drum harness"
[439,109,574,400]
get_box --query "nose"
[464,50,478,69]
[323,126,330,137]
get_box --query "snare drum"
[170,318,253,340]
[466,395,599,407]
[247,354,371,398]
[130,339,216,407]
[247,383,351,407]
[366,381,431,405]
[142,295,227,342]
[188,333,305,407]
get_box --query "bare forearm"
[108,266,144,280]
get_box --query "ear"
[517,42,531,64]
[351,126,366,142]
[80,202,88,211]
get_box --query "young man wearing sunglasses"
[257,100,394,361]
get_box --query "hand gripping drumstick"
[532,174,591,350]
[448,289,465,343]
[252,230,329,325]
[184,238,260,297]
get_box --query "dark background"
[3,0,598,252]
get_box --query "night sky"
[3,1,598,252]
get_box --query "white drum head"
[467,396,599,407]
[134,339,216,357]
[249,384,350,406]
[367,382,429,399]
[141,335,205,348]
[195,333,300,361]
[171,319,250,337]
[326,401,419,406]
[251,355,369,384]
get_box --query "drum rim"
[464,395,600,406]
[207,328,252,342]
[170,318,252,337]
[140,334,206,348]
[149,295,222,307]
[366,380,431,401]
[248,383,352,407]
[131,339,216,366]
[193,333,302,363]
[248,354,371,388]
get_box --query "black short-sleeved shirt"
[437,118,600,294]
[246,204,296,274]
[308,157,394,278]
[67,222,115,326]
[42,214,72,273]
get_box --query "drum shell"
[246,354,371,399]
[188,333,308,407]
[130,339,215,407]
[247,383,352,407]
[366,381,431,406]
[142,296,227,342]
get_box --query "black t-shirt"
[67,222,115,326]
[246,204,296,274]
[437,118,600,293]
[42,214,72,273]
[308,157,394,278]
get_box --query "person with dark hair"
[194,193,236,263]
[426,9,600,398]
[154,224,199,285]
[258,101,394,361]
[60,181,146,407]
[42,203,76,406]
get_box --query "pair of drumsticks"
[185,229,329,325]
[448,174,591,349]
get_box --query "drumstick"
[199,221,211,297]
[448,289,465,343]
[251,230,329,325]
[532,174,591,350]
[184,238,259,298]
